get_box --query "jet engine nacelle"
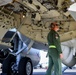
[68,3,76,21]
[0,0,13,6]
[61,45,76,67]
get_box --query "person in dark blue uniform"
[46,22,63,75]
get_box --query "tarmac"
[0,64,76,75]
[33,68,76,75]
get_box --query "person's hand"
[60,53,63,59]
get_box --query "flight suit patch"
[55,34,58,39]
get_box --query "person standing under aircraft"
[45,22,63,75]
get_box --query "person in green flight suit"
[45,22,63,75]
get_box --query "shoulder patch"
[55,34,59,39]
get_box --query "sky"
[39,50,48,64]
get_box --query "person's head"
[49,22,59,31]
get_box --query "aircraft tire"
[2,54,15,75]
[18,57,33,75]
[0,49,9,64]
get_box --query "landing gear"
[2,54,33,75]
[1,36,34,75]
[18,57,33,75]
[2,54,16,75]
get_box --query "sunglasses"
[54,24,58,26]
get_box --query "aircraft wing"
[0,0,76,51]
[0,0,75,43]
